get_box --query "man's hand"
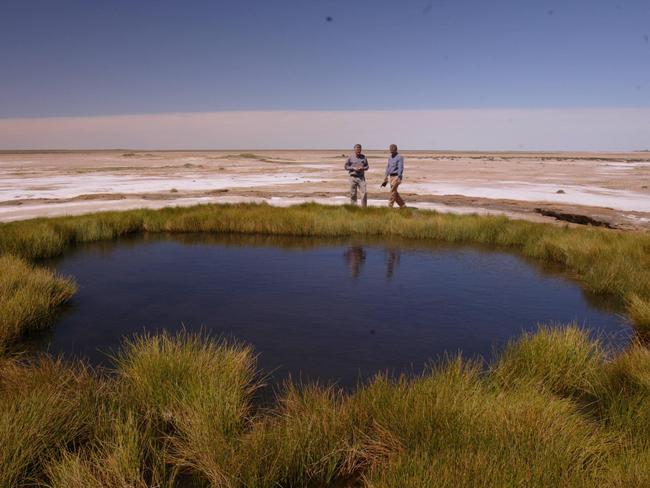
[380,180,388,188]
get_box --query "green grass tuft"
[357,358,613,487]
[492,324,605,397]
[114,330,257,486]
[237,383,378,487]
[0,254,76,350]
[627,294,650,338]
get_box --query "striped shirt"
[345,154,369,177]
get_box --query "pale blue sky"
[1,1,649,149]
[2,0,649,117]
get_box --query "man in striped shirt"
[344,143,370,207]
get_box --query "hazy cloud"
[1,109,649,151]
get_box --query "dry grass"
[45,410,170,488]
[0,356,99,488]
[0,327,649,487]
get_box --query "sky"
[1,0,649,150]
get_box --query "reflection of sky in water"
[38,235,630,388]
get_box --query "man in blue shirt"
[344,143,370,207]
[381,144,406,208]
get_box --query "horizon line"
[3,106,650,121]
[2,108,649,152]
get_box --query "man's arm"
[381,159,389,186]
[398,155,404,180]
[344,157,352,171]
[363,157,369,171]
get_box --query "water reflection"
[385,248,401,280]
[343,246,401,281]
[39,233,630,322]
[344,245,366,278]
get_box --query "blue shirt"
[385,153,404,179]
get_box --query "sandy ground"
[1,150,649,229]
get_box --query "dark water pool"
[35,233,630,387]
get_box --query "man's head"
[354,144,362,156]
[389,144,398,155]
